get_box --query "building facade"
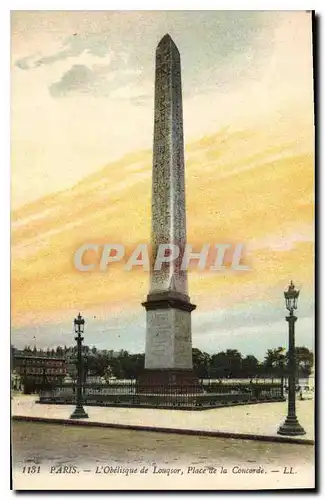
[13,354,67,392]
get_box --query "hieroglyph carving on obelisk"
[143,34,196,371]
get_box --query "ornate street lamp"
[277,281,305,436]
[70,313,89,419]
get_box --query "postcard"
[11,10,315,491]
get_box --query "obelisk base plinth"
[137,368,201,392]
[140,291,200,392]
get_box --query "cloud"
[15,45,147,100]
[11,311,146,354]
[13,11,275,101]
[15,32,114,70]
[11,307,314,360]
[11,123,314,331]
[192,297,314,336]
[14,35,147,100]
[14,10,311,107]
[15,55,34,70]
[248,225,314,253]
[192,316,314,359]
[49,62,147,99]
[49,64,106,97]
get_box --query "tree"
[103,365,113,383]
[118,349,129,357]
[224,349,242,378]
[209,350,242,379]
[56,346,63,357]
[210,352,228,379]
[192,348,211,378]
[86,353,107,377]
[241,355,259,380]
[109,357,124,379]
[294,346,314,377]
[263,347,286,376]
[119,353,144,379]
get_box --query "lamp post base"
[70,405,89,419]
[277,415,306,436]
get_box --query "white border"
[4,1,324,10]
[2,3,323,499]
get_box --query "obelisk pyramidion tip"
[157,33,179,52]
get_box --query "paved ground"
[12,395,314,443]
[11,419,315,490]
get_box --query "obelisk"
[141,34,197,387]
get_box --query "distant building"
[13,354,67,392]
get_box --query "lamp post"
[70,313,89,419]
[277,281,305,436]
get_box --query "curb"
[12,415,314,445]
[36,398,285,411]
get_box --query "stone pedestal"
[143,291,196,370]
[141,291,199,391]
[137,368,200,392]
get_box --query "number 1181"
[22,465,41,474]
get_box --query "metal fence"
[39,379,284,409]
